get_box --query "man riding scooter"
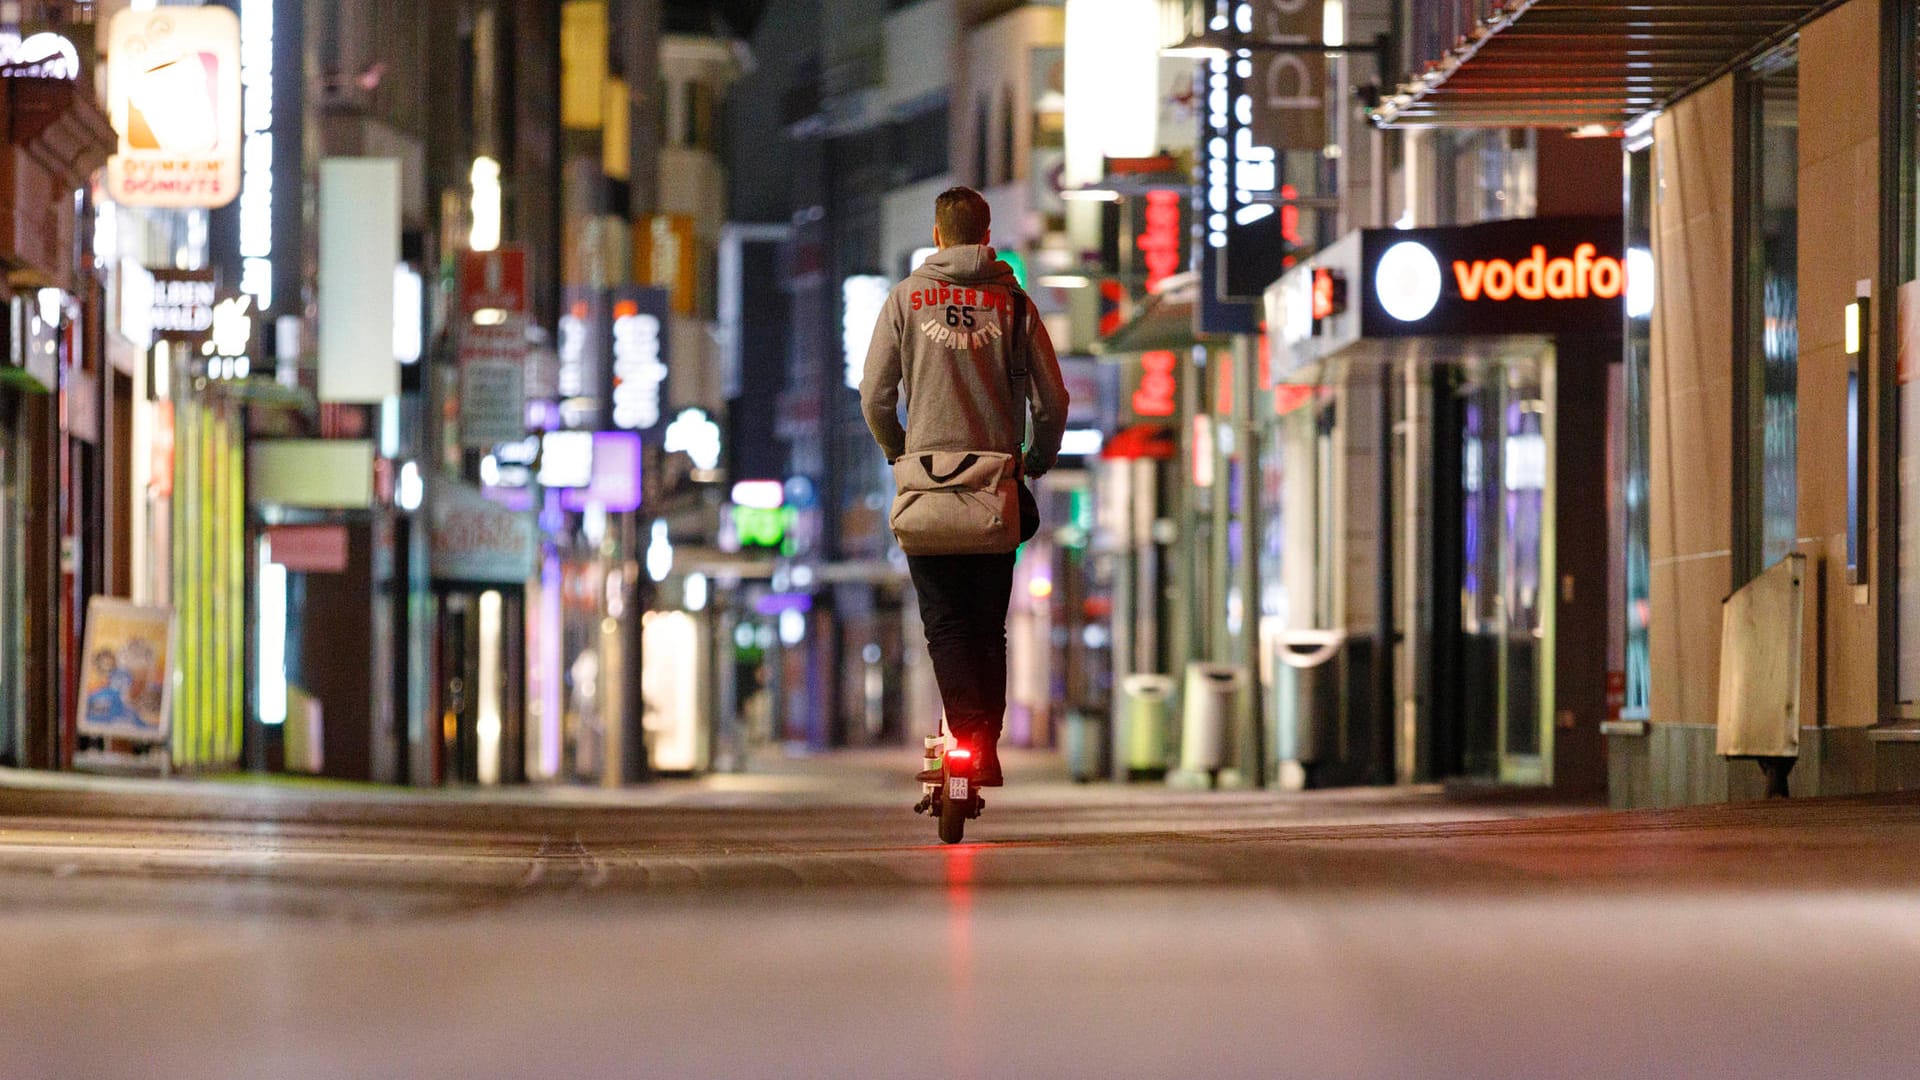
[859,185,1070,797]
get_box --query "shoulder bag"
[889,286,1038,556]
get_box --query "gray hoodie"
[859,245,1070,475]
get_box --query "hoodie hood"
[915,244,1018,287]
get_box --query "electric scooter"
[914,728,983,844]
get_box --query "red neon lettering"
[1138,190,1184,294]
[1449,242,1626,303]
[1133,350,1177,418]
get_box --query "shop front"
[1266,217,1621,793]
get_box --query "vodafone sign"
[1359,216,1625,338]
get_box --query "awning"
[1093,271,1221,355]
[1370,1,1840,130]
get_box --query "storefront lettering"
[1133,349,1177,418]
[1453,243,1623,303]
[1137,190,1182,293]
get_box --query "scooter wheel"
[938,794,967,844]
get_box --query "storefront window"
[0,423,16,760]
[1621,145,1653,719]
[1744,48,1799,578]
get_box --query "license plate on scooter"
[947,776,969,801]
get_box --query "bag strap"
[1006,286,1030,396]
[1007,286,1031,475]
[921,453,981,484]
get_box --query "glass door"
[1455,348,1553,784]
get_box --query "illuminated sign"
[731,504,792,549]
[469,157,501,253]
[5,33,79,79]
[201,295,253,379]
[558,431,643,513]
[609,287,670,431]
[1131,349,1177,419]
[118,259,156,349]
[1138,190,1182,294]
[556,290,605,428]
[394,264,423,363]
[1374,241,1441,323]
[731,480,784,510]
[841,275,890,391]
[1450,245,1622,302]
[238,0,273,306]
[539,430,594,489]
[1359,217,1626,338]
[1312,268,1346,321]
[634,214,697,315]
[151,267,219,338]
[106,7,243,209]
[460,248,527,315]
[663,408,722,471]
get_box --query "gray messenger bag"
[889,450,1023,555]
[887,286,1038,557]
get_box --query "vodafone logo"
[1453,243,1623,303]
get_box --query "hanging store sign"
[460,247,527,316]
[264,524,350,573]
[105,7,242,209]
[1127,349,1178,422]
[609,285,671,432]
[634,215,698,315]
[4,33,81,80]
[147,267,217,342]
[459,322,528,447]
[317,158,401,403]
[1138,189,1183,295]
[117,259,156,349]
[427,477,537,585]
[663,407,722,471]
[538,430,595,488]
[558,430,643,513]
[557,288,608,429]
[1359,217,1625,338]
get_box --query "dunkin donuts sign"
[1358,216,1626,338]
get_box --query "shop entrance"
[1430,348,1553,785]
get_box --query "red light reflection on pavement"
[944,843,980,1080]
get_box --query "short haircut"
[934,186,991,245]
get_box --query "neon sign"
[1452,244,1623,302]
[1137,190,1182,294]
[1132,349,1177,419]
[1355,217,1628,338]
[610,297,665,431]
[105,7,242,209]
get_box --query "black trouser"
[907,551,1017,742]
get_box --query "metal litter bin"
[1119,673,1175,779]
[1180,662,1249,780]
[1063,710,1108,783]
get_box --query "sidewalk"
[0,744,1600,837]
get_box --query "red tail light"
[948,748,972,760]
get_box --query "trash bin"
[1119,673,1176,779]
[1062,710,1108,783]
[1180,662,1249,779]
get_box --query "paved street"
[2,750,1918,1078]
